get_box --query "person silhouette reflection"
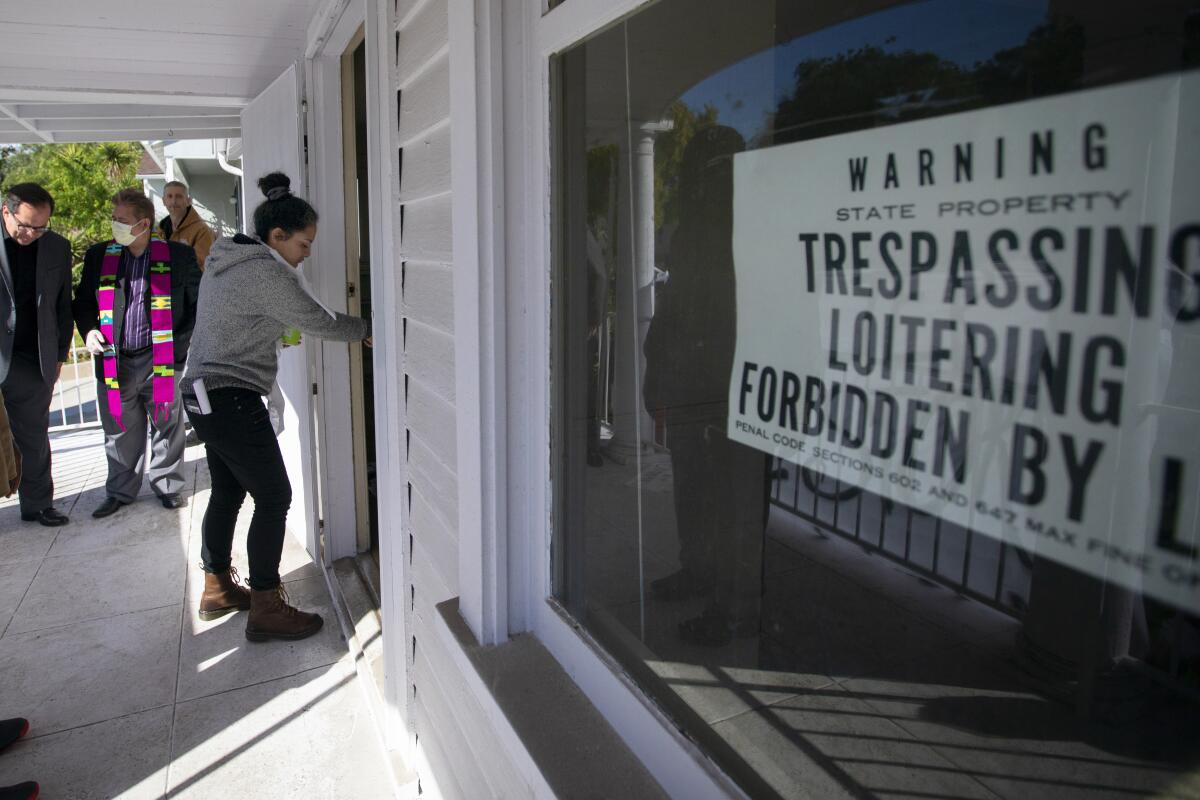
[643,125,768,647]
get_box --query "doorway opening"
[343,31,379,565]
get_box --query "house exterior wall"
[367,1,1200,799]
[390,0,532,797]
[181,174,240,236]
[0,0,692,794]
[382,0,703,795]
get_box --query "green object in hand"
[281,327,301,347]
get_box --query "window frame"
[448,0,751,794]
[443,2,1200,796]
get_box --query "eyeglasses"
[12,220,50,237]
[4,207,51,238]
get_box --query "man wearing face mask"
[73,188,200,517]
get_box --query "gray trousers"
[1,353,55,514]
[98,348,185,501]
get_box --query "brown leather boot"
[245,585,323,642]
[199,566,252,620]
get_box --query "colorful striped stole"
[98,237,175,430]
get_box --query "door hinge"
[312,382,319,395]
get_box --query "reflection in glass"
[553,2,1200,798]
[643,125,769,647]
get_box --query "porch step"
[326,555,417,799]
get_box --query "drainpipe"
[216,139,243,177]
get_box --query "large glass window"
[552,2,1200,798]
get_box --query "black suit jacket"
[0,229,74,386]
[73,240,201,368]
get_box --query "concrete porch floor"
[0,428,396,799]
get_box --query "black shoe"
[0,782,38,800]
[650,568,714,602]
[159,493,186,509]
[92,497,128,518]
[0,781,38,800]
[0,718,29,751]
[20,507,69,527]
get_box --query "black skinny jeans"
[185,387,292,590]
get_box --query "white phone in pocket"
[193,378,213,415]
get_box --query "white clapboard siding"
[399,123,453,203]
[412,696,476,800]
[406,378,457,473]
[406,321,456,403]
[411,694,468,800]
[408,435,459,556]
[410,492,459,594]
[403,261,455,333]
[412,535,455,611]
[415,641,532,799]
[395,0,430,30]
[397,0,450,87]
[400,196,454,262]
[391,0,520,795]
[398,54,450,145]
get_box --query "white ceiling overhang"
[0,0,327,144]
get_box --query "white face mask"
[111,219,141,246]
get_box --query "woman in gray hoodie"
[183,172,370,642]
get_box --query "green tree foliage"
[0,145,28,187]
[3,142,143,284]
[581,102,720,317]
[584,100,719,250]
[654,100,718,232]
[773,19,1085,146]
[773,45,968,144]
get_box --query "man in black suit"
[0,183,74,526]
[74,188,200,518]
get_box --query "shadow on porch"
[0,429,395,799]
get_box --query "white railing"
[48,347,101,431]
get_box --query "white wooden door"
[240,64,321,558]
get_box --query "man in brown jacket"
[159,181,216,269]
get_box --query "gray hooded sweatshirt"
[183,234,370,396]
